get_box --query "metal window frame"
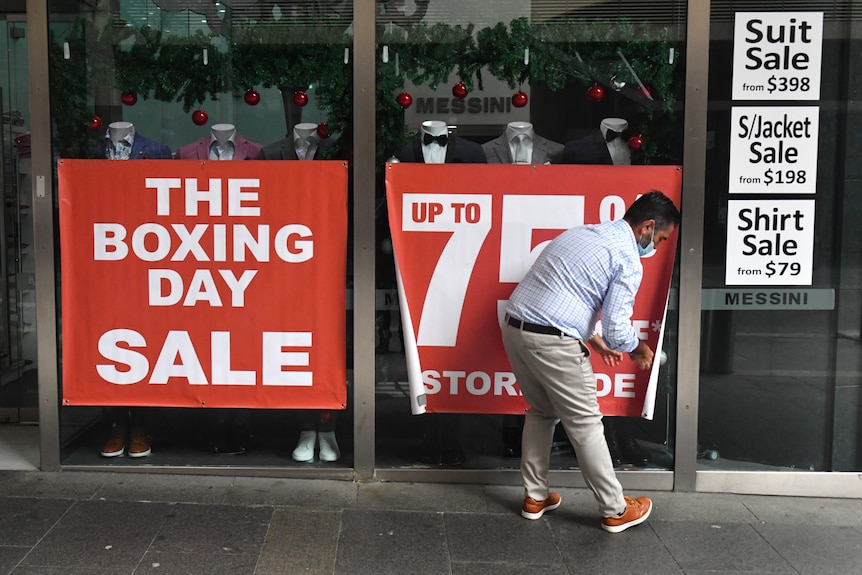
[23,0,862,496]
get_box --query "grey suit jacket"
[482,133,564,164]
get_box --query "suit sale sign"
[385,163,682,417]
[58,159,347,409]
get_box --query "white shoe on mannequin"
[318,431,340,462]
[292,430,317,462]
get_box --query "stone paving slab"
[0,471,858,574]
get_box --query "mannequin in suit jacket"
[176,123,262,161]
[257,122,330,161]
[485,121,561,458]
[560,117,648,467]
[393,120,477,466]
[256,121,341,462]
[175,123,263,454]
[99,121,169,459]
[482,121,564,164]
[561,117,632,166]
[395,120,487,164]
[98,121,172,160]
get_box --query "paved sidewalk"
[0,470,860,574]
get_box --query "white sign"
[732,12,823,101]
[726,200,815,286]
[729,106,819,194]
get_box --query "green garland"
[51,16,684,165]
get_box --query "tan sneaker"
[601,496,652,533]
[100,425,127,457]
[521,492,561,520]
[127,426,151,458]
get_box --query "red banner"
[59,159,348,409]
[385,163,682,416]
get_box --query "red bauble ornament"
[121,91,137,106]
[192,109,208,126]
[292,91,309,107]
[244,89,261,106]
[638,84,655,99]
[88,114,102,131]
[452,82,468,99]
[587,84,605,102]
[317,122,330,139]
[627,134,644,152]
[511,91,528,108]
[396,91,413,108]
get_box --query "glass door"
[0,14,37,424]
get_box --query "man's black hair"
[623,190,681,231]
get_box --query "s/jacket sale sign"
[59,159,347,409]
[386,163,681,417]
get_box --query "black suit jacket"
[395,135,487,164]
[561,131,613,165]
[256,136,333,160]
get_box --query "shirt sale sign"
[59,160,348,409]
[386,163,682,416]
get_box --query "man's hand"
[629,341,654,370]
[588,334,624,367]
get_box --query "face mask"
[637,227,656,257]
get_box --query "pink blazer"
[176,135,263,160]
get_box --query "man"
[501,190,680,533]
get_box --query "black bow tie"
[423,133,448,147]
[605,129,625,142]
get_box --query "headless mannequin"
[211,123,236,144]
[291,121,337,460]
[421,119,447,137]
[499,119,536,453]
[600,117,632,166]
[294,122,317,140]
[108,121,133,145]
[420,120,448,164]
[292,122,319,161]
[102,119,151,458]
[595,120,647,466]
[507,121,534,164]
[209,123,236,161]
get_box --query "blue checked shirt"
[506,219,642,353]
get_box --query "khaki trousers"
[501,324,625,517]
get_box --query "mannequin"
[292,122,319,161]
[175,121,262,454]
[392,120,484,466]
[108,121,133,145]
[561,117,632,166]
[599,117,632,166]
[209,123,236,160]
[256,121,339,462]
[395,119,487,164]
[176,123,262,161]
[419,120,448,164]
[562,125,649,465]
[99,122,171,458]
[257,122,329,161]
[211,123,235,144]
[100,121,172,161]
[491,124,560,457]
[482,121,564,165]
[293,122,317,140]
